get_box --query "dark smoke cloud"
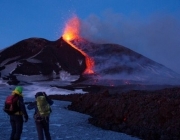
[79,11,180,74]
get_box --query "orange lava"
[62,16,94,74]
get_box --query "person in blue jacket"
[10,86,29,140]
[27,92,53,140]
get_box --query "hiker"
[5,86,29,140]
[27,92,54,140]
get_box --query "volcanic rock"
[0,37,86,83]
[72,38,180,85]
[1,36,180,86]
[49,87,180,140]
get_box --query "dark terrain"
[1,37,180,139]
[0,37,86,84]
[1,37,180,86]
[49,85,180,140]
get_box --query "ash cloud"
[79,11,180,74]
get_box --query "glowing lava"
[62,16,94,74]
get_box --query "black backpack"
[3,94,20,115]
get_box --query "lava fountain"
[62,16,94,74]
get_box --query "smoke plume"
[79,11,180,74]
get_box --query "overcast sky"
[0,0,180,74]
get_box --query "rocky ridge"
[49,86,180,140]
[1,37,180,85]
[0,37,86,84]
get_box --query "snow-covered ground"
[0,83,140,140]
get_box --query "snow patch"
[59,70,79,81]
[1,62,18,76]
[0,56,20,66]
[26,58,42,63]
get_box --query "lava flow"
[62,16,94,74]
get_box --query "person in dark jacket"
[27,92,53,140]
[10,86,29,140]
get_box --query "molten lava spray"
[62,16,94,74]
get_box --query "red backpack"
[3,94,20,115]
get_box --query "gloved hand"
[24,115,29,122]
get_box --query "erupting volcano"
[0,15,179,86]
[62,16,94,74]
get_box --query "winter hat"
[35,92,46,98]
[13,86,23,95]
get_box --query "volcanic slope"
[0,37,86,83]
[0,37,180,86]
[72,38,180,85]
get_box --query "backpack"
[36,95,51,117]
[3,94,20,115]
